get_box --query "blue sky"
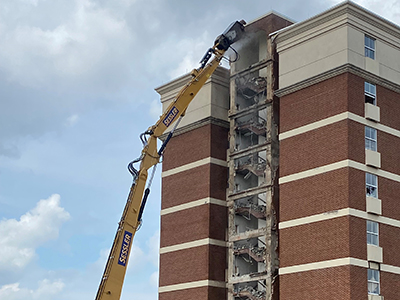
[0,0,399,299]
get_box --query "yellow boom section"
[95,49,226,300]
[95,20,244,300]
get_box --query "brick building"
[156,1,400,300]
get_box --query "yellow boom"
[95,20,245,300]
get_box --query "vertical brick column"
[156,67,230,300]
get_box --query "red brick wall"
[159,287,226,300]
[280,120,364,176]
[379,130,400,175]
[280,216,366,267]
[160,204,226,248]
[159,245,226,286]
[280,73,364,133]
[280,168,365,221]
[379,224,400,267]
[162,164,227,209]
[280,265,367,300]
[278,71,400,300]
[381,271,400,300]
[162,123,228,171]
[159,122,228,300]
[379,177,400,221]
[378,85,400,131]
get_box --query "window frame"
[367,220,379,246]
[365,126,377,151]
[368,269,380,295]
[366,173,378,198]
[365,82,376,105]
[365,35,376,59]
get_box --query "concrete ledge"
[159,280,226,293]
[365,103,380,122]
[366,197,382,215]
[367,245,383,263]
[368,294,384,300]
[366,149,381,168]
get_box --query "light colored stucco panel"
[280,49,348,88]
[347,27,365,69]
[378,40,400,73]
[348,26,364,56]
[365,57,380,75]
[279,26,348,77]
[275,2,400,88]
[157,67,230,132]
[348,49,365,69]
[380,64,400,86]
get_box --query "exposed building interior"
[227,15,282,300]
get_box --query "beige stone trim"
[279,257,368,275]
[279,159,400,185]
[279,160,350,184]
[159,280,226,293]
[381,264,400,275]
[162,157,227,177]
[279,112,349,140]
[279,208,400,230]
[349,160,400,183]
[160,238,227,254]
[279,208,350,229]
[279,257,400,276]
[279,112,400,141]
[349,112,400,138]
[161,197,227,216]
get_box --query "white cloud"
[149,99,162,121]
[0,279,64,300]
[146,231,160,268]
[167,32,210,79]
[18,0,41,6]
[149,271,158,288]
[0,194,70,270]
[65,114,79,127]
[0,0,131,88]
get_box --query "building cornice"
[272,1,400,45]
[155,66,229,100]
[274,63,400,98]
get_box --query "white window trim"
[367,220,379,246]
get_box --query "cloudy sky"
[0,0,399,299]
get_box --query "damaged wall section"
[227,12,292,300]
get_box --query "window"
[365,126,377,151]
[368,269,380,295]
[366,173,378,198]
[365,82,376,105]
[365,35,375,59]
[367,220,379,246]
